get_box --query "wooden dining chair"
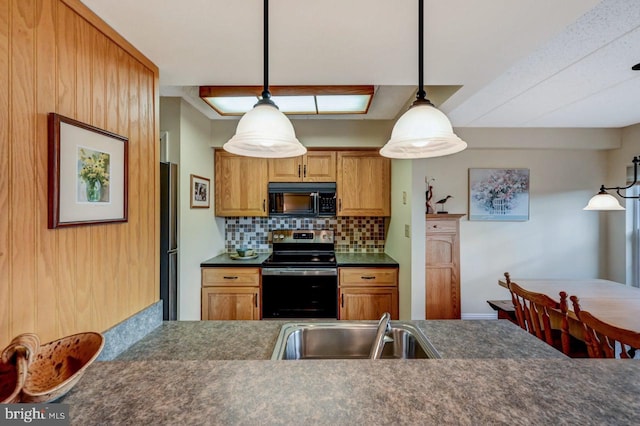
[570,295,640,359]
[504,272,571,356]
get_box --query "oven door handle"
[262,268,338,277]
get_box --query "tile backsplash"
[225,217,386,253]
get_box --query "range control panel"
[271,229,334,244]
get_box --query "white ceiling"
[81,0,640,128]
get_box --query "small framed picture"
[468,168,530,221]
[190,174,210,208]
[48,113,128,228]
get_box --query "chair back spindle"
[505,272,571,355]
[570,295,640,359]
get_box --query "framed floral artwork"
[48,113,128,228]
[190,174,210,208]
[468,168,530,221]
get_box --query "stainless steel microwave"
[268,182,337,217]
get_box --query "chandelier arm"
[601,156,640,195]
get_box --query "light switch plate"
[402,191,407,205]
[405,224,410,237]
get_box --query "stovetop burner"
[264,229,336,268]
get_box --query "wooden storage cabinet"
[201,267,261,320]
[339,267,398,320]
[215,151,268,216]
[337,151,390,216]
[425,214,463,319]
[268,151,336,182]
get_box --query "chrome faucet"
[370,312,393,359]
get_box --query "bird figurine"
[435,195,453,214]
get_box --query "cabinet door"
[215,151,268,216]
[425,233,460,319]
[268,156,303,182]
[337,151,390,216]
[202,287,260,320]
[303,151,336,182]
[339,287,398,320]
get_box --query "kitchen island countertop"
[61,320,640,424]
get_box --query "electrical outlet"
[402,191,407,205]
[405,224,410,238]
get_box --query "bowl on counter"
[20,331,104,403]
[236,247,254,258]
[0,333,40,403]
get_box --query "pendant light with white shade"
[380,0,467,159]
[223,0,306,158]
[583,156,640,211]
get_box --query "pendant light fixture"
[583,156,640,211]
[223,0,306,158]
[380,0,467,159]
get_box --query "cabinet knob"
[298,164,301,177]
[223,276,238,280]
[263,199,266,212]
[303,164,307,178]
[361,276,375,280]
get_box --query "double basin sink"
[271,321,441,360]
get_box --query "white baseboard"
[461,313,498,320]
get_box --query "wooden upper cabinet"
[337,151,390,216]
[268,151,336,182]
[215,151,268,216]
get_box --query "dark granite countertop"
[335,252,399,267]
[115,319,564,361]
[61,320,640,424]
[201,252,398,267]
[200,253,270,267]
[64,359,639,425]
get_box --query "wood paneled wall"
[0,0,159,348]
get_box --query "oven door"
[262,268,337,319]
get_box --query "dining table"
[498,278,640,335]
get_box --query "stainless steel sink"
[271,321,441,360]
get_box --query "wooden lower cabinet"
[338,267,398,320]
[201,267,260,320]
[425,214,463,319]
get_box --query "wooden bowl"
[0,359,24,403]
[0,333,40,404]
[20,332,104,403]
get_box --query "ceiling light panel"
[270,95,317,114]
[203,97,257,115]
[199,85,375,116]
[316,95,371,114]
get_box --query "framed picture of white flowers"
[48,113,128,228]
[468,168,530,221]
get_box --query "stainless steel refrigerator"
[160,162,178,320]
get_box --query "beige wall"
[412,147,606,318]
[605,123,640,284]
[385,160,413,320]
[177,100,225,319]
[0,0,159,348]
